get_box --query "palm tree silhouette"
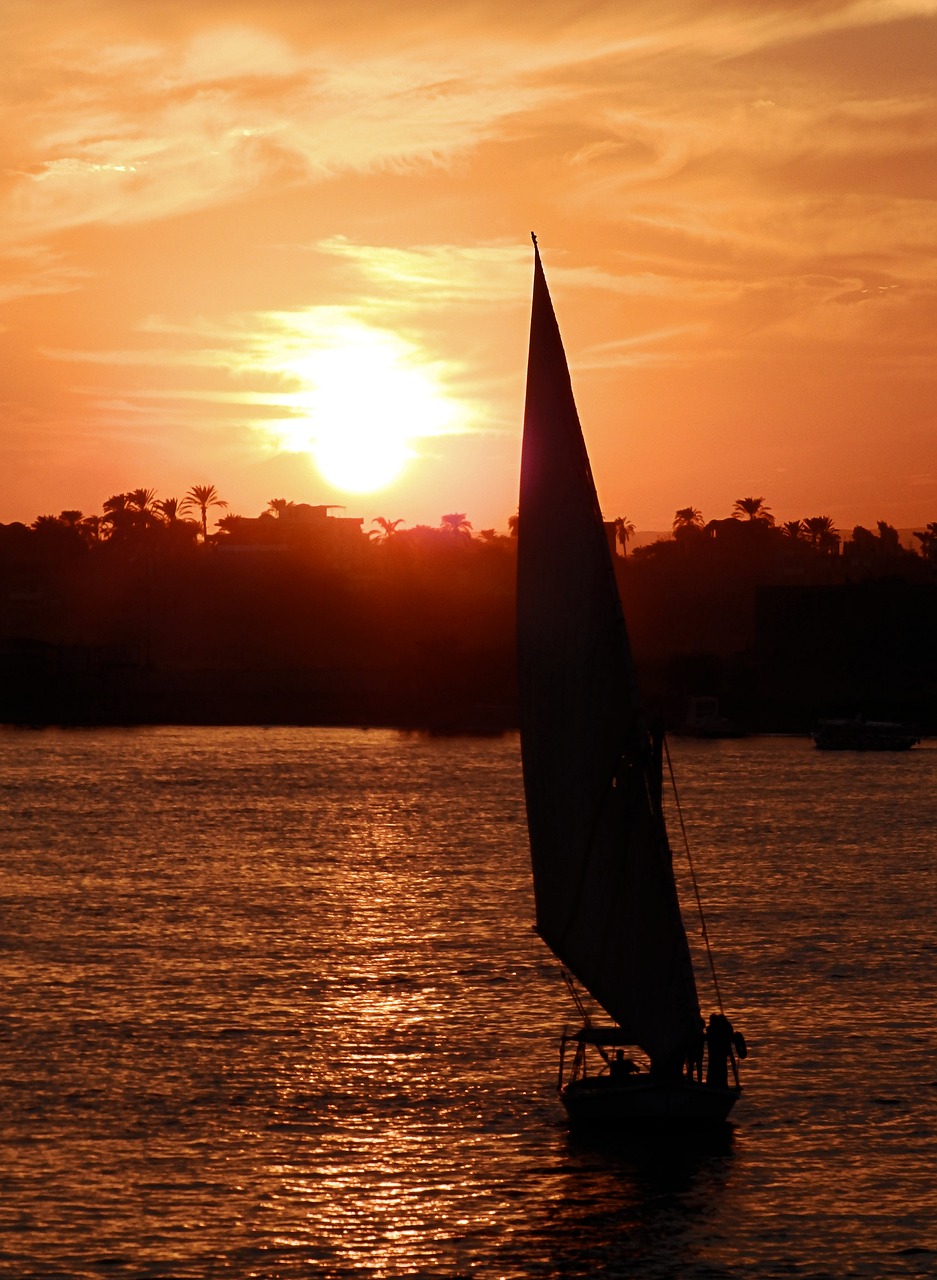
[780,519,804,540]
[913,522,937,563]
[372,517,405,541]
[31,514,64,532]
[182,485,228,542]
[440,513,472,536]
[803,516,839,553]
[672,507,704,541]
[732,496,773,524]
[613,516,636,556]
[266,498,295,518]
[127,487,158,512]
[156,497,182,523]
[126,488,161,534]
[80,513,103,543]
[56,509,97,547]
[102,493,133,539]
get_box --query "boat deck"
[561,1075,741,1127]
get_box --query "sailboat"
[516,236,745,1128]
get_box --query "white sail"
[517,241,701,1069]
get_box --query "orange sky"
[2,0,935,535]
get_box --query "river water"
[0,727,935,1278]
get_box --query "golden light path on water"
[0,728,935,1277]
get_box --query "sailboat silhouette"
[516,236,745,1128]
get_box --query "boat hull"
[561,1076,740,1128]
[811,719,919,751]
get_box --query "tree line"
[12,484,937,564]
[1,486,935,730]
[618,496,937,565]
[17,485,493,550]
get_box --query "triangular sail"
[517,240,701,1067]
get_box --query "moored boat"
[812,716,919,751]
[675,695,746,739]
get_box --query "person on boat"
[705,1012,736,1088]
[609,1050,639,1081]
[687,1019,705,1084]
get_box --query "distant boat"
[812,716,920,752]
[675,696,746,739]
[516,237,745,1130]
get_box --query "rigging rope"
[561,969,611,1065]
[663,735,724,1013]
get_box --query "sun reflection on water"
[1,729,936,1276]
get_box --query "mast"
[517,238,700,1067]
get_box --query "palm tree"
[31,513,87,552]
[216,513,245,535]
[156,497,199,545]
[181,484,228,542]
[673,506,703,529]
[440,513,472,536]
[57,509,98,547]
[613,516,636,557]
[102,492,134,539]
[804,516,839,554]
[672,506,704,542]
[156,497,182,523]
[780,519,804,540]
[125,487,162,534]
[127,487,158,513]
[266,498,295,518]
[31,514,63,532]
[732,496,773,524]
[913,522,937,563]
[371,517,405,541]
[80,513,103,543]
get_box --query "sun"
[270,317,460,494]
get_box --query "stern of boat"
[558,1023,741,1129]
[561,1075,740,1127]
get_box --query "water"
[0,727,935,1278]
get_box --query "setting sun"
[267,315,462,495]
[1,1,935,533]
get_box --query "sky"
[2,0,936,535]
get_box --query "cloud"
[1,20,553,251]
[312,237,531,304]
[2,0,936,530]
[38,297,479,449]
[4,1,935,276]
[0,246,92,305]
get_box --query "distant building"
[215,504,365,560]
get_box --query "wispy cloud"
[1,0,936,526]
[0,246,92,305]
[2,24,553,250]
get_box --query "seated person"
[609,1049,640,1081]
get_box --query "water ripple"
[0,728,935,1277]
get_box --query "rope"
[562,968,591,1025]
[663,734,724,1013]
[561,969,611,1066]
